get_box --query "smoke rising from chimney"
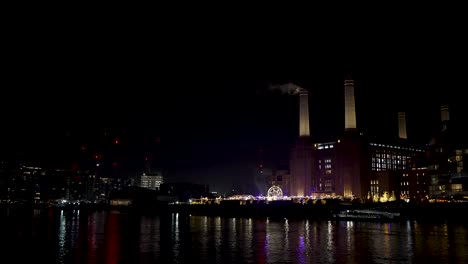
[268,83,302,95]
[269,83,309,137]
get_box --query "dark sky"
[2,13,467,193]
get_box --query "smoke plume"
[268,83,302,95]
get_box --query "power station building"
[288,76,428,200]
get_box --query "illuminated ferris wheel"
[267,186,283,198]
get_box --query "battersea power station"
[287,76,468,201]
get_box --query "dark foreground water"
[1,209,468,263]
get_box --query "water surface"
[1,209,467,263]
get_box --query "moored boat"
[333,209,400,221]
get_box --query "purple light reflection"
[297,236,306,264]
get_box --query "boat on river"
[333,209,400,221]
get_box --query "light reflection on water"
[2,209,468,264]
[326,220,335,263]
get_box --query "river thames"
[1,208,468,263]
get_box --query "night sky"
[2,14,467,193]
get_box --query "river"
[1,208,467,263]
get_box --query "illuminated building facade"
[289,138,314,196]
[314,142,336,194]
[400,168,430,201]
[369,143,422,171]
[289,76,429,200]
[427,105,468,199]
[367,141,424,199]
[140,173,163,191]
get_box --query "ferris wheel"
[267,186,283,198]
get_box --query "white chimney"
[299,89,310,137]
[344,78,357,130]
[398,112,407,139]
[441,105,449,122]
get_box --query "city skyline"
[1,70,465,193]
[2,19,467,193]
[3,11,468,264]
